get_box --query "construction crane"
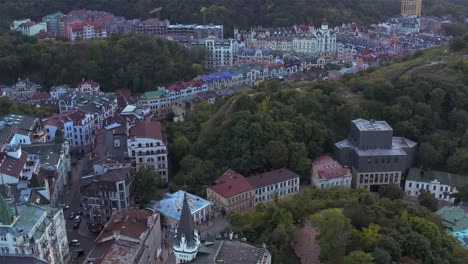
[149,7,162,20]
[200,7,207,25]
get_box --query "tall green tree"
[134,166,165,206]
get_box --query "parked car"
[77,210,83,216]
[69,212,75,220]
[74,215,81,223]
[69,239,80,247]
[75,248,85,257]
[73,222,80,229]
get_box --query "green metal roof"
[407,168,468,188]
[436,206,468,232]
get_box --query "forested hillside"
[0,0,467,32]
[167,38,468,194]
[0,32,202,92]
[228,187,468,264]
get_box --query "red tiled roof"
[209,169,253,198]
[128,121,164,141]
[165,80,206,92]
[97,209,154,241]
[0,151,28,178]
[30,92,51,101]
[43,109,89,128]
[312,155,351,180]
[246,168,300,189]
[20,21,35,28]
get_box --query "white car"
[74,215,81,223]
[69,239,80,247]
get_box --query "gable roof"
[0,151,28,179]
[312,155,351,180]
[209,169,253,198]
[407,168,468,188]
[246,168,300,189]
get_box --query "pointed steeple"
[175,193,195,246]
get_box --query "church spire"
[176,193,195,245]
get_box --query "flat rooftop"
[352,118,392,132]
[191,239,269,264]
[150,190,211,221]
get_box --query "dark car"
[69,239,80,247]
[77,210,83,216]
[73,222,80,229]
[75,248,85,257]
[69,212,75,219]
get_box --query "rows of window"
[359,173,400,184]
[409,182,454,193]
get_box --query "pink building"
[312,155,352,189]
[76,79,100,93]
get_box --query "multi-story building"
[134,18,170,36]
[405,168,468,202]
[136,80,208,117]
[312,155,352,189]
[66,20,107,41]
[0,200,69,264]
[81,165,132,225]
[49,85,70,100]
[172,193,201,263]
[127,121,168,181]
[150,190,212,228]
[10,78,41,98]
[76,79,100,93]
[246,22,336,55]
[0,145,31,185]
[22,142,71,206]
[203,37,234,70]
[234,48,272,65]
[334,119,417,191]
[42,12,64,37]
[401,0,422,17]
[337,43,358,63]
[10,19,31,31]
[10,20,47,36]
[247,168,300,206]
[43,109,96,153]
[0,114,46,145]
[57,91,117,128]
[86,209,162,264]
[207,169,255,213]
[167,24,224,39]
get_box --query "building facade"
[86,209,162,264]
[312,155,352,189]
[204,37,234,70]
[401,0,422,17]
[10,79,41,98]
[247,168,300,206]
[81,165,132,225]
[334,119,417,191]
[0,201,69,264]
[127,121,168,181]
[405,168,468,202]
[42,12,64,37]
[207,169,255,213]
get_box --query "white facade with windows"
[0,204,69,264]
[128,137,168,181]
[247,169,300,206]
[404,168,467,203]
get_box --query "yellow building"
[401,0,422,17]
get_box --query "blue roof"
[453,229,468,248]
[200,71,234,83]
[150,190,212,221]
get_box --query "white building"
[405,168,468,202]
[0,114,45,145]
[204,37,234,70]
[127,121,168,181]
[150,190,212,228]
[49,85,70,100]
[136,80,209,116]
[43,109,96,153]
[312,155,352,189]
[76,79,100,93]
[0,201,69,264]
[0,145,33,185]
[246,168,300,206]
[172,194,201,264]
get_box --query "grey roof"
[175,193,196,248]
[407,168,468,187]
[190,239,269,264]
[21,143,65,167]
[0,255,47,264]
[352,118,392,132]
[1,114,39,132]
